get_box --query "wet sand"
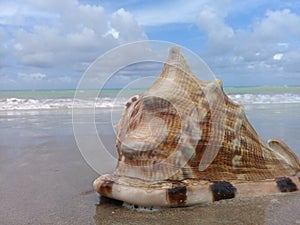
[0,110,98,224]
[95,193,300,225]
[0,105,300,225]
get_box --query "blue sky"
[0,0,300,89]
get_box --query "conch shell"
[94,46,300,207]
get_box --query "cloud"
[131,0,210,26]
[198,4,234,53]
[197,5,300,85]
[0,0,147,89]
[7,2,146,68]
[0,28,7,68]
[103,26,120,39]
[252,9,300,41]
[273,53,283,61]
[58,76,73,83]
[103,61,163,88]
[110,8,147,42]
[18,72,46,80]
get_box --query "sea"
[0,86,300,111]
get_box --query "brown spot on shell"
[131,95,138,102]
[210,181,236,202]
[125,101,131,108]
[100,180,114,196]
[166,183,187,206]
[276,177,298,192]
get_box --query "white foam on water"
[0,93,300,111]
[229,93,300,104]
[0,97,127,111]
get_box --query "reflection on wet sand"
[93,192,300,225]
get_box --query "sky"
[0,0,300,90]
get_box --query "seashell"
[94,46,300,207]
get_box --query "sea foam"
[0,93,300,111]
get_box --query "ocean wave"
[1,94,300,111]
[0,97,128,111]
[229,93,300,104]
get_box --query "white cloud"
[18,72,47,80]
[103,24,120,39]
[197,5,300,85]
[0,28,7,67]
[13,5,146,66]
[253,9,300,41]
[58,76,72,83]
[4,0,147,69]
[273,53,283,60]
[132,0,211,26]
[198,5,234,53]
[110,8,147,42]
[0,0,149,89]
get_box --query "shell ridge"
[268,138,300,172]
[94,46,300,207]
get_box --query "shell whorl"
[94,46,300,207]
[114,46,300,182]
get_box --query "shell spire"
[94,46,300,207]
[164,46,193,75]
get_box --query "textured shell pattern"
[94,46,300,207]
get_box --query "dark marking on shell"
[131,96,138,102]
[125,101,131,108]
[276,177,298,192]
[167,185,187,206]
[100,180,114,196]
[210,181,237,202]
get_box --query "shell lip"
[93,173,300,207]
[93,174,210,207]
